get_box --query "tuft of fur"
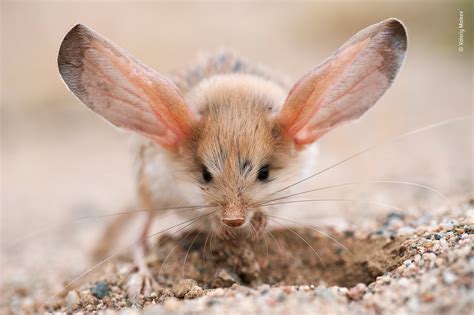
[134,52,301,228]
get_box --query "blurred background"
[1,0,472,299]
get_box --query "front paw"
[126,267,159,298]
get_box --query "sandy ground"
[2,199,473,314]
[1,2,472,314]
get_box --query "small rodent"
[57,18,407,295]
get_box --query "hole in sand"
[150,228,415,289]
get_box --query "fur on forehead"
[187,74,287,116]
[184,74,292,174]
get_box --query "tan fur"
[133,56,301,229]
[57,19,407,263]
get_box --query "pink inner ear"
[92,42,195,147]
[278,39,370,144]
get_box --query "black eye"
[202,166,213,183]
[257,165,270,181]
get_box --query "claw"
[125,223,159,298]
[126,267,158,298]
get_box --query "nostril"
[222,218,245,227]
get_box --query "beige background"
[1,1,472,283]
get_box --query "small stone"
[464,225,474,234]
[442,271,457,285]
[424,241,434,249]
[442,222,454,231]
[344,230,355,237]
[209,288,225,297]
[259,284,270,295]
[398,227,415,235]
[423,252,437,262]
[347,283,367,301]
[414,254,422,264]
[434,233,442,240]
[206,299,219,306]
[92,282,110,299]
[338,287,349,295]
[422,293,435,302]
[277,293,286,302]
[315,286,334,299]
[163,297,180,311]
[184,285,204,299]
[173,279,198,299]
[66,290,79,311]
[213,269,239,288]
[379,275,391,284]
[398,278,410,287]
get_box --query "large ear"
[58,24,194,148]
[277,18,407,145]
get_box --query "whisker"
[202,229,212,266]
[38,211,214,312]
[267,217,326,268]
[5,204,212,248]
[261,227,270,262]
[181,229,203,279]
[158,227,197,282]
[259,180,452,207]
[248,221,259,252]
[265,198,406,213]
[202,224,215,264]
[267,215,354,258]
[248,221,256,240]
[271,115,472,196]
[209,226,217,262]
[267,229,284,259]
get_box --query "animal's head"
[58,19,407,230]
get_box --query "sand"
[2,199,472,314]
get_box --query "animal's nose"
[222,217,245,227]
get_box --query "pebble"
[92,282,110,299]
[337,287,349,295]
[276,293,286,302]
[206,298,220,306]
[403,259,412,267]
[208,288,225,297]
[163,297,180,311]
[315,286,333,299]
[398,227,415,235]
[66,290,79,311]
[442,222,454,231]
[347,283,367,301]
[398,278,410,287]
[464,225,474,234]
[184,285,204,299]
[442,271,457,285]
[214,269,239,287]
[260,288,270,295]
[11,201,472,315]
[173,279,198,299]
[423,252,437,261]
[377,275,391,285]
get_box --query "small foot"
[125,244,158,298]
[126,266,158,298]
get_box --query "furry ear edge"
[58,24,195,149]
[277,18,407,146]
